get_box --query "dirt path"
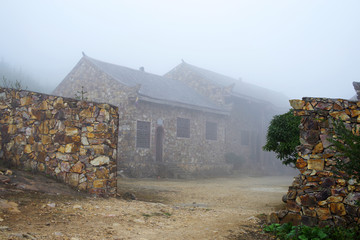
[0,171,294,240]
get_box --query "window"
[136,121,150,148]
[241,130,250,145]
[177,118,190,138]
[206,121,217,140]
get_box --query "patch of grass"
[263,223,360,240]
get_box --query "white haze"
[1,0,359,101]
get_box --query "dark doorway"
[156,126,164,162]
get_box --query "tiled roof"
[85,56,228,114]
[168,62,290,109]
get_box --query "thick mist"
[1,0,359,98]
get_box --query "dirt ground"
[0,169,295,240]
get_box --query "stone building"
[165,62,290,173]
[53,54,230,177]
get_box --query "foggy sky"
[1,0,359,101]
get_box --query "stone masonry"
[53,56,230,178]
[0,87,119,196]
[270,97,360,226]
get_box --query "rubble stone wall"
[53,57,230,178]
[0,87,119,196]
[273,97,360,226]
[121,101,229,178]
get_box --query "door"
[156,126,164,162]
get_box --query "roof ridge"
[84,55,170,80]
[82,54,228,114]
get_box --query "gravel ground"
[0,170,294,239]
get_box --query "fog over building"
[0,1,359,100]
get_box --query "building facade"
[53,54,230,177]
[165,62,290,174]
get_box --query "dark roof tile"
[85,56,227,114]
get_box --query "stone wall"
[121,101,229,178]
[272,97,360,226]
[54,57,230,178]
[164,63,233,106]
[0,87,119,196]
[165,63,291,175]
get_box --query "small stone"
[65,143,74,153]
[60,162,71,172]
[344,192,360,206]
[307,159,324,171]
[286,190,296,200]
[8,124,17,134]
[67,173,79,187]
[41,135,52,145]
[268,212,279,224]
[351,109,360,117]
[316,102,332,110]
[277,210,288,219]
[54,97,64,109]
[348,179,357,185]
[326,196,343,203]
[90,156,110,166]
[321,178,335,188]
[81,136,89,145]
[330,203,346,216]
[300,194,317,207]
[336,179,346,186]
[73,204,83,210]
[87,132,95,138]
[24,144,32,154]
[290,100,305,110]
[65,127,79,136]
[93,179,107,188]
[47,203,56,208]
[320,134,333,148]
[296,158,307,169]
[302,207,316,217]
[304,102,314,111]
[20,96,32,106]
[79,109,93,118]
[312,142,324,154]
[71,161,84,173]
[329,111,350,121]
[92,145,105,155]
[286,200,301,212]
[95,168,109,179]
[315,207,331,220]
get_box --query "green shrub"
[263,223,360,240]
[329,119,360,180]
[263,109,301,166]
